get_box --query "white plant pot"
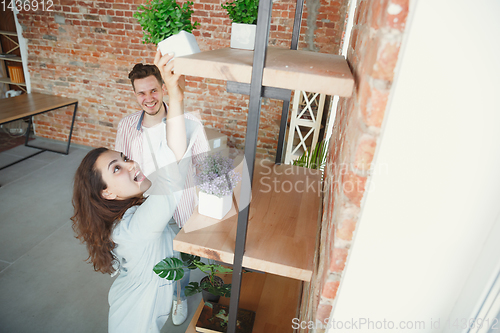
[198,191,233,220]
[230,23,256,50]
[157,30,201,58]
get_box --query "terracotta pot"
[200,275,224,303]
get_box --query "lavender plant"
[195,153,241,198]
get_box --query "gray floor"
[0,139,203,332]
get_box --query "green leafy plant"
[292,140,328,171]
[154,256,233,298]
[184,260,233,297]
[221,0,259,25]
[134,0,200,45]
[153,252,200,281]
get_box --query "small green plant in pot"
[134,0,201,57]
[154,255,233,303]
[292,139,328,172]
[185,260,233,303]
[221,0,259,50]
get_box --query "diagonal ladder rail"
[285,90,326,164]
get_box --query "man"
[115,51,209,326]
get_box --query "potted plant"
[292,140,328,171]
[154,255,233,303]
[134,0,201,58]
[185,260,233,303]
[221,0,259,50]
[195,153,241,220]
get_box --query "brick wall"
[298,0,409,330]
[16,0,348,159]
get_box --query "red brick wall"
[299,0,409,329]
[16,0,348,159]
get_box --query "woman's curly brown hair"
[71,148,144,274]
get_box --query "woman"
[71,52,197,332]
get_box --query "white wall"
[447,212,500,333]
[328,0,500,332]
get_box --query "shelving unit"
[175,161,322,282]
[186,271,303,333]
[0,30,26,92]
[173,0,354,331]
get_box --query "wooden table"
[0,92,78,170]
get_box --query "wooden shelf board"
[174,160,322,282]
[0,55,22,62]
[0,78,26,87]
[186,271,302,333]
[175,47,354,97]
[0,30,18,37]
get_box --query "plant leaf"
[134,0,199,43]
[292,139,328,171]
[153,257,185,281]
[222,0,259,24]
[185,282,202,296]
[215,265,234,273]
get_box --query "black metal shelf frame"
[226,0,305,331]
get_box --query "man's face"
[133,75,166,116]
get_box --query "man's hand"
[154,50,185,104]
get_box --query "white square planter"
[157,30,201,58]
[230,23,256,50]
[198,191,233,220]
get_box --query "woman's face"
[95,150,151,200]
